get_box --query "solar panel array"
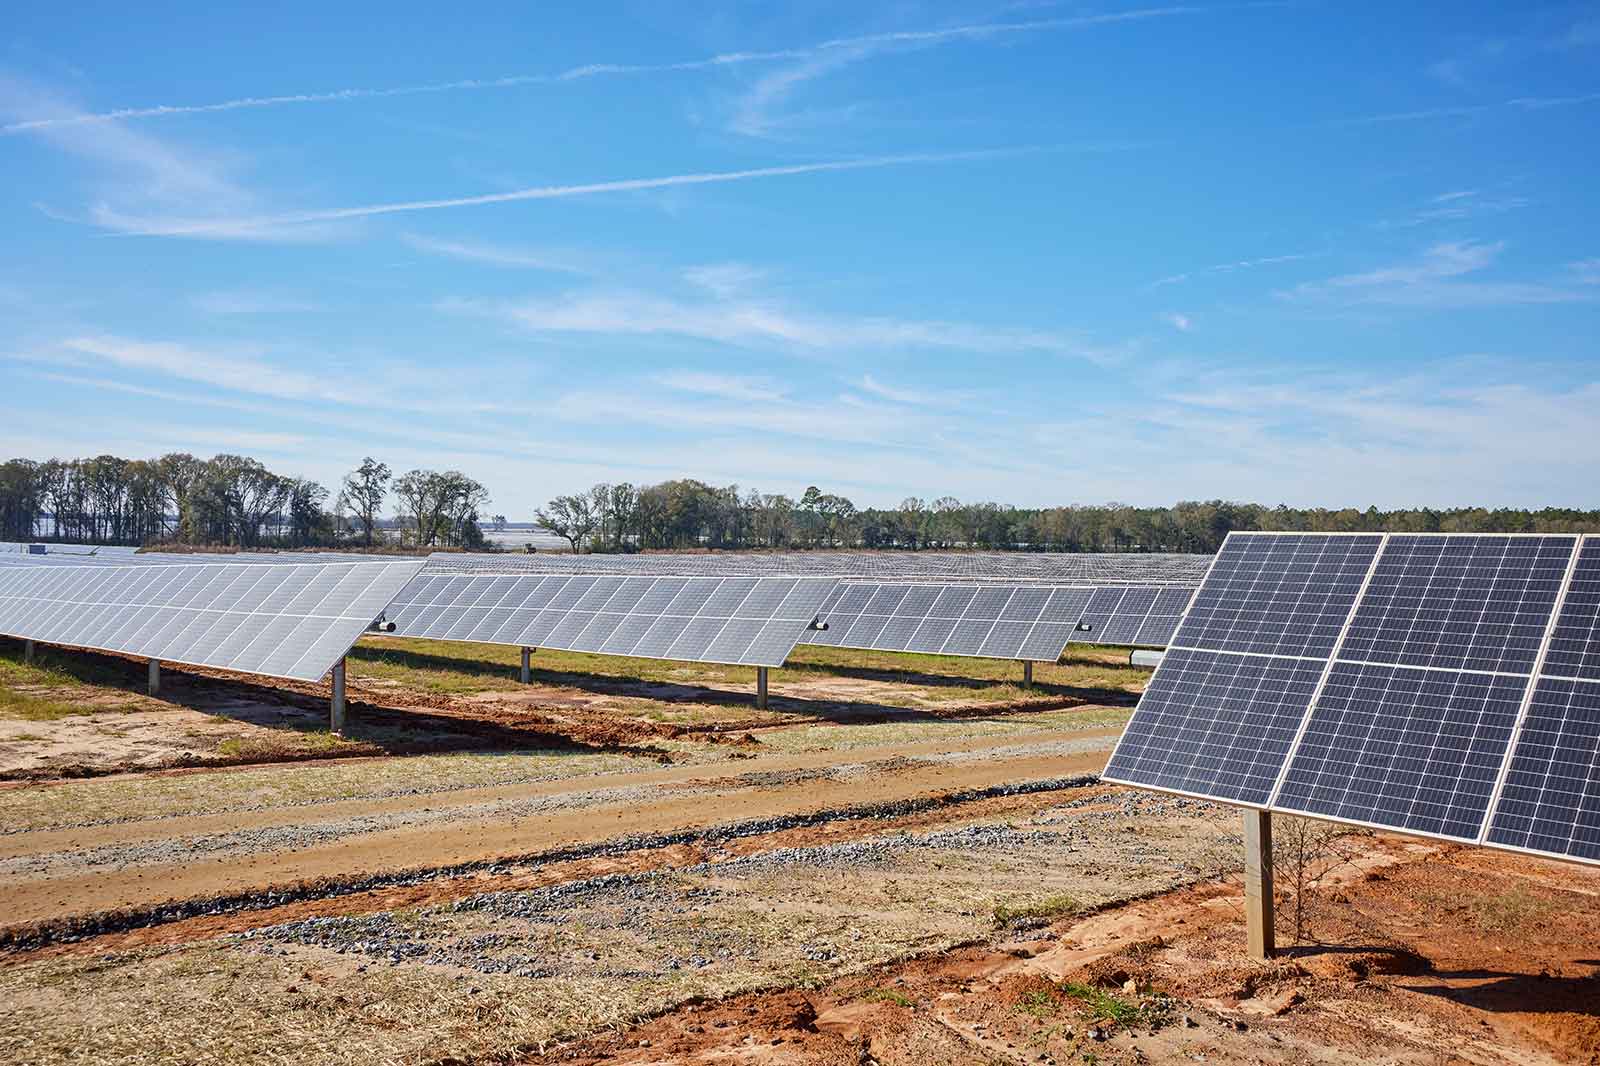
[0,558,424,681]
[423,550,1211,587]
[1104,531,1600,868]
[804,582,1193,659]
[386,572,838,667]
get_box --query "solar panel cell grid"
[1275,662,1527,840]
[1542,540,1600,681]
[1339,535,1575,674]
[1103,648,1328,805]
[1172,534,1382,658]
[1486,678,1600,861]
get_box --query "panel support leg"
[1022,661,1033,690]
[1244,809,1275,960]
[520,646,532,684]
[756,666,769,710]
[23,639,35,664]
[331,658,347,735]
[148,659,161,698]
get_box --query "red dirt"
[543,836,1600,1066]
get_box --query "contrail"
[3,8,1200,134]
[110,150,1021,237]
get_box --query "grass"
[0,648,144,721]
[1466,887,1557,933]
[1058,982,1148,1026]
[860,986,914,1008]
[350,636,1150,710]
[993,893,1082,929]
[215,730,352,759]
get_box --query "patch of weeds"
[0,688,99,721]
[216,731,350,759]
[1016,985,1059,1018]
[860,987,913,1008]
[1058,983,1148,1027]
[10,732,46,741]
[1467,888,1556,933]
[993,893,1080,930]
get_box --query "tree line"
[536,478,1600,555]
[5,455,1596,556]
[0,454,490,550]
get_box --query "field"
[1,637,1597,1065]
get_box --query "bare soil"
[2,640,1597,1066]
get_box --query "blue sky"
[2,2,1597,516]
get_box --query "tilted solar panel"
[0,558,423,681]
[421,550,1212,586]
[1486,539,1600,862]
[805,581,1187,661]
[1108,530,1600,867]
[385,572,837,668]
[1105,648,1327,805]
[1103,532,1384,803]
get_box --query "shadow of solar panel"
[1173,534,1381,658]
[1276,662,1526,840]
[1486,678,1600,861]
[0,559,422,682]
[1103,648,1327,805]
[1340,535,1574,674]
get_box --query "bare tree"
[339,457,391,547]
[1273,816,1365,945]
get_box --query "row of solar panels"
[1104,532,1600,868]
[422,549,1213,586]
[803,582,1192,658]
[0,548,1194,683]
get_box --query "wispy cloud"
[724,6,1205,138]
[90,150,1017,238]
[1375,188,1530,229]
[1330,91,1600,126]
[2,8,1205,137]
[190,290,325,314]
[467,287,1107,362]
[1160,311,1193,331]
[1149,251,1310,287]
[0,75,342,244]
[682,263,767,298]
[652,370,788,403]
[401,233,591,272]
[1285,240,1596,308]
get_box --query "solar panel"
[385,573,837,668]
[1107,530,1600,868]
[422,550,1211,587]
[1485,539,1600,863]
[1485,678,1600,861]
[1104,532,1385,803]
[1338,535,1572,674]
[1170,534,1382,658]
[0,558,423,681]
[1276,663,1528,840]
[804,581,1184,660]
[1103,648,1328,804]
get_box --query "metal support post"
[1243,809,1276,959]
[331,658,347,735]
[24,639,35,664]
[756,666,769,710]
[1022,661,1033,690]
[148,659,161,697]
[520,646,532,684]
